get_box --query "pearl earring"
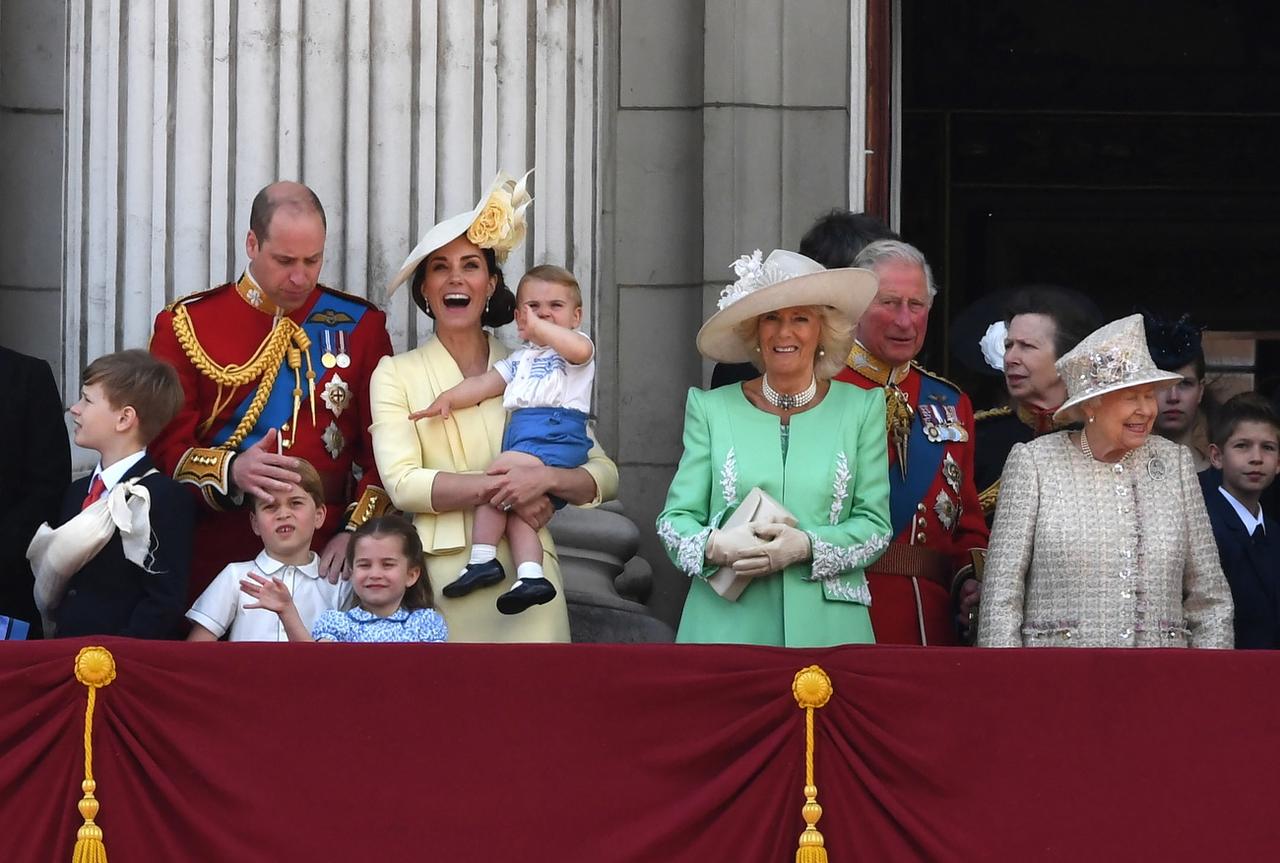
[1088,415,1096,424]
[817,348,825,357]
[754,345,761,353]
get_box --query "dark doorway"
[901,0,1280,406]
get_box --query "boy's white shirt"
[92,449,148,491]
[1218,485,1267,536]
[186,550,352,641]
[494,332,595,413]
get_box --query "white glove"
[732,522,811,578]
[704,523,764,566]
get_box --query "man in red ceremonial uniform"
[835,239,988,644]
[150,182,393,599]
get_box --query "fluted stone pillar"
[63,0,604,398]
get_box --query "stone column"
[0,1,65,380]
[63,0,605,399]
[610,0,873,628]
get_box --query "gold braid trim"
[345,486,392,531]
[171,305,305,450]
[978,479,1000,516]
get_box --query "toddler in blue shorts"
[410,265,595,615]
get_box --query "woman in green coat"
[657,249,892,646]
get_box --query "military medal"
[322,421,345,459]
[942,452,962,494]
[944,405,969,443]
[321,373,351,418]
[921,405,944,442]
[335,331,351,369]
[934,488,957,532]
[320,330,337,369]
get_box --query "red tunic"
[836,348,989,645]
[149,279,392,600]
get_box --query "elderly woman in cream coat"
[978,314,1232,648]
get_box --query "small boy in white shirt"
[187,458,350,641]
[410,264,594,615]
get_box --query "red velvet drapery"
[2,640,1277,862]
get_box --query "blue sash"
[211,292,369,450]
[887,374,953,536]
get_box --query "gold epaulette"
[344,486,393,531]
[910,361,965,395]
[174,446,236,511]
[978,479,1000,516]
[974,405,1013,423]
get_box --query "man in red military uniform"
[835,239,988,644]
[150,181,393,599]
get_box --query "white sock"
[515,562,545,583]
[468,544,497,566]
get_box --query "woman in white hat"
[978,314,1233,648]
[369,172,617,642]
[656,249,892,646]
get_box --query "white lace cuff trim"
[805,531,890,582]
[657,519,714,579]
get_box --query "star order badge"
[321,373,352,418]
[933,488,957,532]
[942,452,962,494]
[322,421,345,460]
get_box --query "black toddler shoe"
[442,560,506,598]
[496,578,557,615]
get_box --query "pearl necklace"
[762,375,817,410]
[1080,428,1130,464]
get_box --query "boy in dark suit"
[1200,393,1280,649]
[34,350,193,638]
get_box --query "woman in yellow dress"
[370,173,617,641]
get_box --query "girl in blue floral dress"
[240,516,448,643]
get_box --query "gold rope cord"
[171,305,304,449]
[71,646,117,863]
[792,665,833,863]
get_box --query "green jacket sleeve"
[655,388,721,579]
[802,390,892,589]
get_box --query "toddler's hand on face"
[239,572,294,613]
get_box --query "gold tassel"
[792,665,833,863]
[71,646,117,863]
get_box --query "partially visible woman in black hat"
[1144,312,1212,471]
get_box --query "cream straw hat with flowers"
[1054,313,1183,421]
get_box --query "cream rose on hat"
[387,169,532,298]
[695,249,879,364]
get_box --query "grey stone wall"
[0,0,65,384]
[608,0,857,629]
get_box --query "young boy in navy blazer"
[48,350,193,638]
[1200,393,1280,649]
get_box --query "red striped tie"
[81,475,107,511]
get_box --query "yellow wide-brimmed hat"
[1054,313,1183,420]
[386,169,533,298]
[695,249,879,364]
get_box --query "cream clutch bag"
[707,487,798,601]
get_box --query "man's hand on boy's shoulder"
[319,532,352,584]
